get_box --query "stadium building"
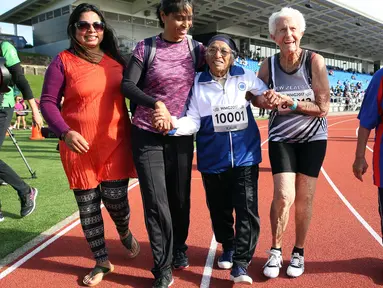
[1,0,382,75]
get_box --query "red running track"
[0,115,382,288]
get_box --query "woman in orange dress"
[40,3,138,286]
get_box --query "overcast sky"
[1,0,383,45]
[330,0,383,23]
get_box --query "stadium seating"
[328,70,372,91]
[235,58,260,72]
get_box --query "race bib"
[212,104,248,132]
[278,89,315,114]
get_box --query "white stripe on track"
[321,167,382,246]
[200,138,269,287]
[0,219,81,279]
[324,118,381,244]
[200,236,218,288]
[0,181,140,279]
[327,117,356,127]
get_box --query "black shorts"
[268,140,327,178]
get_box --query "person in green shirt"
[0,40,43,222]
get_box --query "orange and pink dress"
[42,50,136,189]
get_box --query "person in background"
[14,96,27,130]
[121,0,205,287]
[353,67,383,249]
[257,7,330,279]
[40,3,138,286]
[0,40,42,221]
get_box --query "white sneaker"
[286,253,304,278]
[263,249,283,278]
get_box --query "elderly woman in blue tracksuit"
[153,34,276,284]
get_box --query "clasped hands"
[151,101,174,134]
[261,90,293,109]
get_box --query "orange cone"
[29,126,45,140]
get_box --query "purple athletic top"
[132,35,205,133]
[40,55,67,137]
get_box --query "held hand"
[153,101,173,133]
[276,92,294,108]
[32,110,43,130]
[64,130,89,154]
[263,90,281,108]
[352,157,368,182]
[152,110,166,129]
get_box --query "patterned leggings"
[74,179,130,264]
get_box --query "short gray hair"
[268,7,306,36]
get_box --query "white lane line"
[261,139,269,146]
[356,127,373,152]
[200,138,269,287]
[327,117,356,127]
[0,181,140,279]
[0,219,80,279]
[321,167,382,246]
[200,236,218,288]
[324,118,381,245]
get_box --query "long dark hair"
[67,3,126,66]
[156,0,194,28]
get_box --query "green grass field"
[0,130,77,259]
[0,74,74,259]
[26,74,44,100]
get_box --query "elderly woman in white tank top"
[254,7,330,279]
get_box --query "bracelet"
[289,99,298,111]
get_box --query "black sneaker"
[172,249,189,270]
[20,188,38,217]
[152,271,174,288]
[0,210,4,222]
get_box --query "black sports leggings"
[74,179,130,263]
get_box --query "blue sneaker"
[230,265,252,284]
[217,250,234,269]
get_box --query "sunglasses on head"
[75,21,105,32]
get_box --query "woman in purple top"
[121,0,204,287]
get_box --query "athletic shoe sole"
[263,266,280,279]
[230,274,253,285]
[172,264,189,270]
[218,260,233,269]
[286,266,304,278]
